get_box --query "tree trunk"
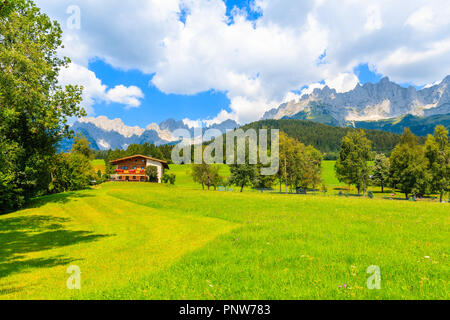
[405,193,409,200]
[440,191,444,203]
[202,183,204,190]
[240,184,244,193]
[381,182,384,193]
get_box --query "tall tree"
[425,125,450,202]
[0,0,25,17]
[229,164,256,193]
[390,128,429,199]
[335,130,373,195]
[278,132,323,193]
[297,145,323,190]
[71,134,94,160]
[372,153,390,193]
[0,0,84,212]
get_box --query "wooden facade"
[110,155,169,183]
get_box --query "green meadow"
[92,159,106,174]
[0,162,448,300]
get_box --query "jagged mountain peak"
[159,118,188,132]
[263,75,450,123]
[442,75,450,84]
[66,116,240,151]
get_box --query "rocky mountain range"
[62,76,450,151]
[263,75,450,125]
[61,116,239,151]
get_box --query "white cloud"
[182,118,203,129]
[37,0,450,124]
[58,63,144,114]
[106,85,144,109]
[299,73,359,97]
[325,73,360,93]
[365,6,383,32]
[405,6,435,31]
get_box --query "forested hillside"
[242,119,424,158]
[354,114,450,136]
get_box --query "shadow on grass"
[0,215,111,288]
[26,192,95,210]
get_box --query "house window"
[133,167,137,170]
[141,167,145,170]
[121,166,128,170]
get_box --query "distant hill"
[353,114,450,136]
[241,119,425,158]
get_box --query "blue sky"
[36,0,450,127]
[86,0,265,127]
[87,60,390,127]
[88,60,231,126]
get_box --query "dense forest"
[241,119,426,159]
[354,113,450,136]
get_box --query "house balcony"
[115,169,146,175]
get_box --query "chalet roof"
[110,155,170,169]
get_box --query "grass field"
[92,159,106,174]
[0,178,448,299]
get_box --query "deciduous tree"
[335,130,373,195]
[229,163,256,193]
[425,125,450,202]
[390,129,429,199]
[372,154,390,193]
[0,0,84,212]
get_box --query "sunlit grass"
[0,181,448,300]
[92,159,106,174]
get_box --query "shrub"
[146,166,158,183]
[162,173,176,185]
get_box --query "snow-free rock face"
[64,117,239,151]
[263,76,450,123]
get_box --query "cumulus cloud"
[58,63,144,114]
[300,73,359,97]
[365,6,383,32]
[106,85,144,109]
[37,0,450,123]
